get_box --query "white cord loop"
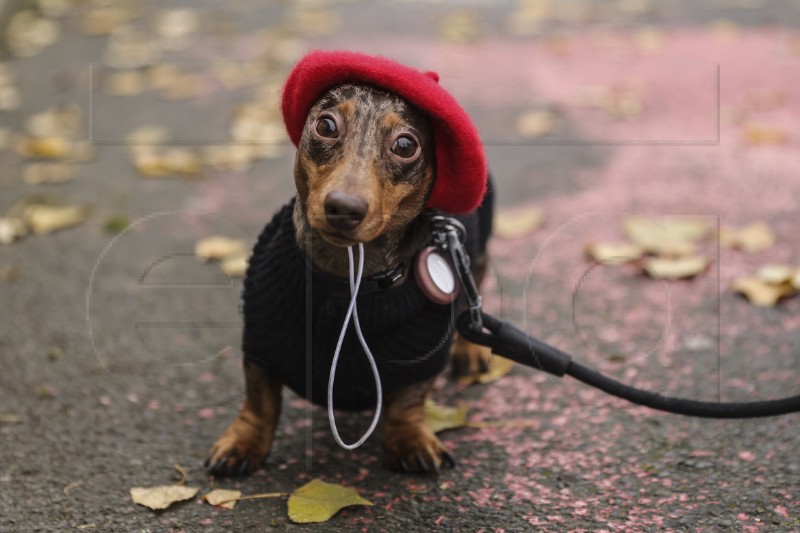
[327,243,383,450]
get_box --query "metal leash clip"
[430,216,483,332]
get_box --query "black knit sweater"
[242,199,458,411]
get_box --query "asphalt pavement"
[1,1,799,531]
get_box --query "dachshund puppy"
[207,54,493,475]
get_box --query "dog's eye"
[315,116,338,139]
[390,135,418,159]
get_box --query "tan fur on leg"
[206,361,282,476]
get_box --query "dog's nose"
[324,191,368,230]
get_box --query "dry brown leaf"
[80,8,134,36]
[155,8,199,50]
[202,489,241,510]
[756,265,796,285]
[791,271,800,291]
[157,73,205,101]
[0,265,23,282]
[424,400,468,434]
[458,356,515,385]
[287,479,372,524]
[494,208,544,239]
[732,276,796,307]
[104,70,145,96]
[718,221,774,252]
[220,255,249,277]
[585,242,644,265]
[624,215,708,257]
[285,9,341,36]
[506,0,551,36]
[130,485,198,511]
[23,204,88,235]
[25,105,82,138]
[581,85,645,119]
[37,0,71,18]
[162,148,201,175]
[7,11,60,58]
[196,236,248,261]
[516,109,558,138]
[711,19,739,41]
[24,163,76,184]
[125,126,170,146]
[642,255,709,280]
[15,137,71,159]
[147,64,182,91]
[744,89,785,113]
[105,26,162,69]
[133,148,201,178]
[439,11,482,43]
[616,0,655,15]
[202,145,254,172]
[0,218,28,245]
[743,124,789,145]
[634,26,665,52]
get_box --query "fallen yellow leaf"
[624,215,708,257]
[15,136,71,159]
[195,236,248,262]
[743,124,789,145]
[103,70,145,96]
[287,479,372,524]
[284,9,341,36]
[732,277,796,307]
[585,242,644,264]
[458,355,515,385]
[130,485,198,510]
[756,264,796,285]
[516,109,558,138]
[80,7,134,36]
[642,255,709,280]
[24,163,76,184]
[125,126,170,146]
[634,26,665,52]
[718,221,774,253]
[23,204,88,235]
[0,217,28,245]
[494,208,544,239]
[220,255,249,277]
[202,489,242,510]
[791,271,800,290]
[424,400,468,434]
[439,10,482,43]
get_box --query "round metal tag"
[414,247,460,305]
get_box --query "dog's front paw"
[384,423,455,474]
[450,334,492,377]
[205,417,273,477]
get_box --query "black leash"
[456,311,800,418]
[432,216,800,419]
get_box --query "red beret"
[281,50,487,214]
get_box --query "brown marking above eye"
[390,135,419,159]
[381,111,406,131]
